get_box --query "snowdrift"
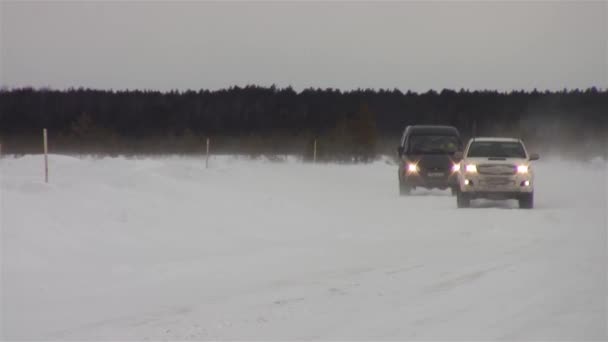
[1,155,606,339]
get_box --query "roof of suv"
[406,125,460,135]
[469,137,521,143]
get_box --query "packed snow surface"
[1,155,606,340]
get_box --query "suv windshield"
[408,135,461,154]
[467,141,526,158]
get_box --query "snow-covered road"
[1,155,606,340]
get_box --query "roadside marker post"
[206,138,210,169]
[313,139,317,163]
[43,128,49,183]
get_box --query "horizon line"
[2,84,607,95]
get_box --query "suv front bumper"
[404,171,459,189]
[460,173,533,195]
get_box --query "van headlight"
[465,164,477,173]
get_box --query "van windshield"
[467,141,526,158]
[408,135,461,154]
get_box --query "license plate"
[486,179,510,185]
[427,172,445,177]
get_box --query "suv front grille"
[477,164,516,175]
[421,166,448,172]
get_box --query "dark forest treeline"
[1,86,607,160]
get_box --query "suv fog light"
[520,180,530,187]
[464,179,473,186]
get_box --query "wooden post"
[313,139,317,163]
[43,128,48,183]
[472,121,477,138]
[205,137,210,169]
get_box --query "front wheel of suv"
[456,188,471,208]
[519,192,534,209]
[399,180,411,196]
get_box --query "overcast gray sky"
[1,1,606,92]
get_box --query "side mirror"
[454,151,464,160]
[397,146,404,156]
[529,153,540,161]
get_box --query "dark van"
[397,125,463,195]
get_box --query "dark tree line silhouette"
[0,86,606,160]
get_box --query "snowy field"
[1,154,607,340]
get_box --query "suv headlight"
[452,163,460,172]
[517,165,529,174]
[407,163,419,173]
[465,164,477,173]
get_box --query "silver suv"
[455,137,539,209]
